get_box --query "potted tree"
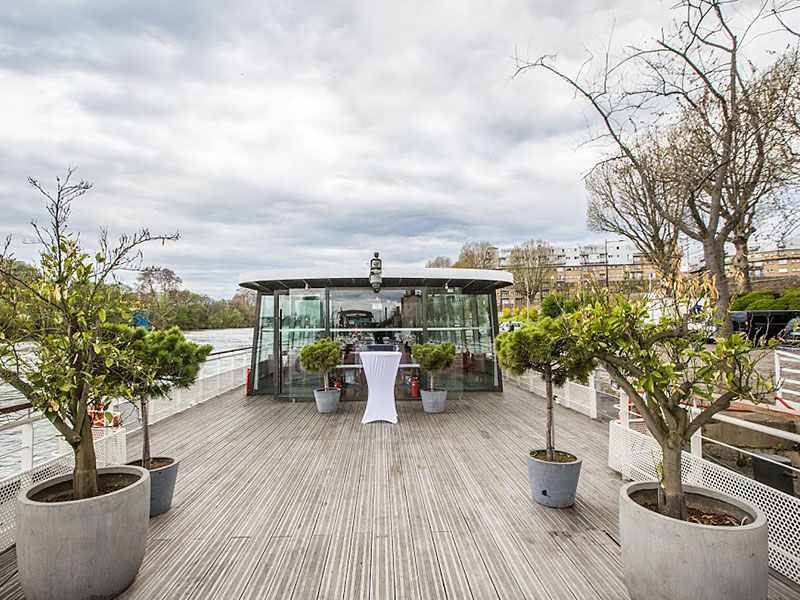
[299,338,343,412]
[411,342,456,413]
[494,315,595,507]
[0,170,177,600]
[575,276,772,600]
[113,326,211,517]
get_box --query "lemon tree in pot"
[299,338,343,412]
[575,275,773,600]
[0,170,177,600]
[494,314,595,507]
[110,325,211,517]
[411,342,456,413]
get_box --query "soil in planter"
[129,458,174,470]
[30,473,140,503]
[641,502,743,527]
[530,450,577,463]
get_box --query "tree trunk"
[72,414,99,500]
[658,440,686,520]
[731,234,752,293]
[323,370,329,392]
[430,372,435,391]
[703,239,733,336]
[544,367,555,461]
[141,396,151,471]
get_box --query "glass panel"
[330,288,423,399]
[279,289,325,398]
[253,294,275,394]
[426,291,498,392]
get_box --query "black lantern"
[369,252,382,293]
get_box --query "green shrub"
[299,338,343,391]
[412,343,456,390]
[747,298,784,310]
[779,290,800,310]
[730,291,777,311]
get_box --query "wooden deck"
[0,385,798,599]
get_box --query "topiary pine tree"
[411,342,456,391]
[299,338,343,391]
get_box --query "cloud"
[0,0,711,297]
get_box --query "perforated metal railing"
[609,417,800,584]
[0,346,251,552]
[504,371,600,420]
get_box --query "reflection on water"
[0,328,253,478]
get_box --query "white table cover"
[360,351,402,424]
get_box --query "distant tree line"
[1,259,256,334]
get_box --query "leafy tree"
[0,170,177,499]
[106,326,211,470]
[573,275,772,518]
[411,343,456,390]
[299,339,343,391]
[540,293,579,318]
[495,316,595,461]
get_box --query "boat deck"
[0,385,797,599]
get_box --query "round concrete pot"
[619,481,768,600]
[128,457,180,517]
[526,450,582,508]
[314,388,340,413]
[17,465,150,600]
[421,389,446,413]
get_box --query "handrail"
[207,346,252,358]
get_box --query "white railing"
[610,401,800,585]
[504,371,600,420]
[775,348,800,412]
[0,346,251,553]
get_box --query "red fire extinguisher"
[333,378,342,390]
[246,368,251,395]
[410,376,420,397]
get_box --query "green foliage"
[106,326,212,401]
[747,297,786,310]
[411,343,456,373]
[494,317,595,385]
[573,276,772,516]
[300,339,343,390]
[731,290,777,310]
[539,292,591,318]
[0,170,177,499]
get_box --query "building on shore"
[689,239,800,286]
[496,241,659,311]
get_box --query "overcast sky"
[0,0,773,297]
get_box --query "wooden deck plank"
[0,385,797,600]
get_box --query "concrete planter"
[314,388,340,413]
[128,457,180,517]
[526,451,582,508]
[17,465,150,600]
[619,481,768,600]
[421,389,447,413]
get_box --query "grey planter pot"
[17,465,150,600]
[526,451,582,508]
[128,457,180,517]
[421,389,446,413]
[620,481,768,600]
[314,388,340,413]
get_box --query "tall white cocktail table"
[360,351,402,424]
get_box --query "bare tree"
[517,0,799,334]
[425,256,453,268]
[506,240,554,306]
[586,134,684,277]
[453,241,498,268]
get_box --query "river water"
[0,328,253,479]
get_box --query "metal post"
[21,422,34,472]
[775,350,783,402]
[589,372,598,420]
[619,389,629,428]
[690,428,703,457]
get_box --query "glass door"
[279,289,326,398]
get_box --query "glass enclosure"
[251,286,500,399]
